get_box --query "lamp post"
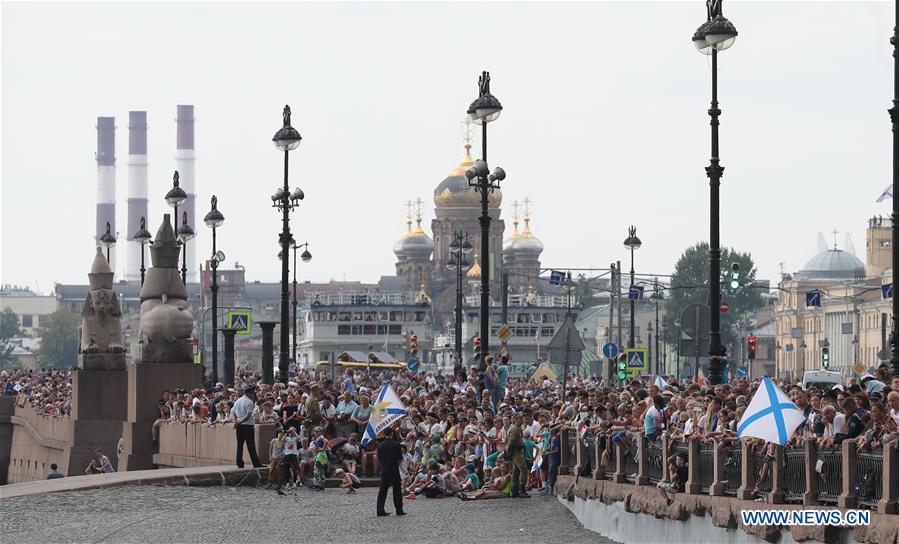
[623,226,641,349]
[693,0,738,385]
[272,105,304,385]
[133,217,152,287]
[650,279,664,374]
[100,221,116,264]
[890,0,899,378]
[291,240,312,365]
[203,196,225,384]
[646,321,653,373]
[464,71,506,370]
[447,231,473,369]
[165,170,188,280]
[176,211,194,285]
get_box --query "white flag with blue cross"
[737,376,807,446]
[360,383,408,446]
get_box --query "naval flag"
[654,375,666,389]
[736,376,807,446]
[360,383,408,446]
[877,184,893,203]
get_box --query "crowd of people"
[5,358,898,504]
[1,368,72,417]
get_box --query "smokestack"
[175,105,196,284]
[96,117,116,272]
[126,111,148,282]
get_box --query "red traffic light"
[411,335,418,348]
[474,337,481,345]
[748,335,757,346]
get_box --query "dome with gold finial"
[434,140,502,209]
[466,254,482,280]
[394,198,434,260]
[509,198,543,256]
[503,200,522,252]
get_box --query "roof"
[796,249,864,281]
[336,351,399,364]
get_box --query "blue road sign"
[549,270,566,286]
[227,310,252,335]
[883,283,893,299]
[628,285,645,300]
[407,358,420,372]
[602,342,620,359]
[805,291,822,307]
[736,365,748,377]
[624,349,647,373]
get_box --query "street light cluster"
[447,231,473,369]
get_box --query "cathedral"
[392,135,546,321]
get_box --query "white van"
[801,370,843,391]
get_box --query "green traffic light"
[618,371,627,380]
[730,279,739,290]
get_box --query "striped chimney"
[96,117,116,272]
[126,111,149,282]
[175,105,196,284]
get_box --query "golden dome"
[503,200,522,251]
[509,198,544,255]
[394,199,434,259]
[434,141,502,209]
[466,254,482,280]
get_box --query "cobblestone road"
[1,485,617,544]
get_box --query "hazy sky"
[1,1,892,294]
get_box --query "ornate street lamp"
[291,240,312,365]
[623,226,641,349]
[133,217,153,287]
[693,0,737,385]
[100,221,116,263]
[649,279,665,375]
[447,231,473,369]
[464,71,507,370]
[204,196,225,383]
[176,211,194,284]
[272,105,304,385]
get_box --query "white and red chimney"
[95,116,117,270]
[175,105,197,284]
[126,111,148,282]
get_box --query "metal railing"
[857,448,883,509]
[753,449,772,499]
[646,439,664,485]
[698,443,715,494]
[816,447,842,504]
[603,439,617,480]
[723,443,742,496]
[783,446,807,502]
[624,444,638,483]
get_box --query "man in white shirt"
[232,385,264,469]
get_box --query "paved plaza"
[0,485,617,544]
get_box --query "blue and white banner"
[360,383,408,446]
[876,184,892,203]
[737,376,807,446]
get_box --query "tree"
[35,312,80,369]
[663,242,765,353]
[0,308,22,369]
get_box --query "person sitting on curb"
[335,468,361,494]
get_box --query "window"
[390,311,403,322]
[389,325,402,335]
[364,312,377,321]
[377,325,387,335]
[351,325,362,335]
[338,325,351,336]
[379,312,389,321]
[363,325,376,335]
[541,327,554,337]
[21,315,33,328]
[414,312,425,322]
[532,314,543,323]
[353,312,363,321]
[338,312,351,322]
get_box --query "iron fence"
[646,439,664,484]
[565,429,577,475]
[603,438,617,480]
[783,446,807,502]
[857,448,883,509]
[753,448,772,500]
[816,447,842,504]
[624,443,639,483]
[722,443,742,496]
[698,443,715,493]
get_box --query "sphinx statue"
[139,214,194,363]
[79,247,125,354]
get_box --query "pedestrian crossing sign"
[227,310,252,335]
[624,348,648,375]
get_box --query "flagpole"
[891,0,899,379]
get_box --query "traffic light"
[617,353,628,380]
[747,335,757,360]
[410,334,418,357]
[730,262,741,291]
[400,330,411,359]
[822,340,830,369]
[473,337,481,361]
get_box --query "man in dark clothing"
[376,427,406,517]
